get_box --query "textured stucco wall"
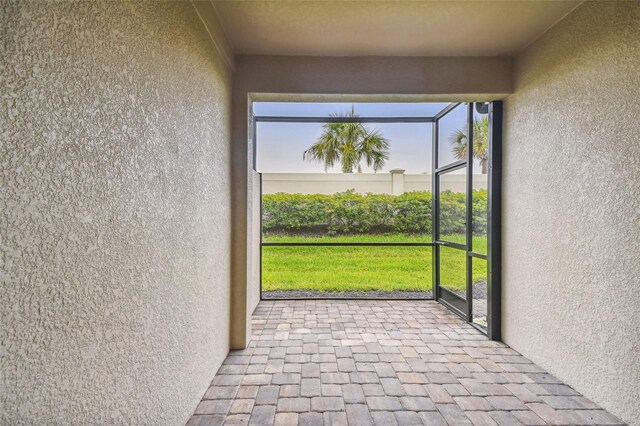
[236,55,513,96]
[249,170,261,313]
[1,1,232,424]
[503,2,640,424]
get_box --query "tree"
[450,116,489,174]
[303,108,390,173]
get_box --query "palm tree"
[303,108,390,173]
[450,116,489,174]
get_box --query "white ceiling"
[212,1,581,57]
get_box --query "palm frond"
[448,117,490,173]
[304,108,390,173]
[303,127,342,171]
[358,129,390,172]
[449,128,469,161]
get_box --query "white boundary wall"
[262,171,488,195]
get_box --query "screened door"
[432,102,502,339]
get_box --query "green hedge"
[263,190,487,235]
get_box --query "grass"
[262,233,487,292]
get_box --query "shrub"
[471,189,488,235]
[438,190,466,235]
[326,190,371,233]
[262,189,488,235]
[262,193,330,231]
[365,193,396,231]
[393,191,432,234]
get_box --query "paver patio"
[187,300,624,425]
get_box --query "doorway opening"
[253,101,502,338]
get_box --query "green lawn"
[262,234,487,292]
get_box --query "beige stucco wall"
[249,170,262,316]
[263,173,394,195]
[503,2,640,424]
[261,173,487,195]
[236,55,513,97]
[1,1,232,424]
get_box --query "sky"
[254,102,471,174]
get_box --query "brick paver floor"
[187,300,624,425]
